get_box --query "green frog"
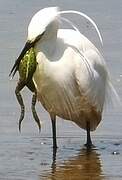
[15,47,41,132]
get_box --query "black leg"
[85,121,93,149]
[50,115,57,150]
[51,148,57,175]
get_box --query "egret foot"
[84,121,93,150]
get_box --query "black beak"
[9,32,45,78]
[9,41,33,78]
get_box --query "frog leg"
[26,80,41,132]
[15,80,25,132]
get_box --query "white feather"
[59,10,103,46]
[28,7,59,41]
[26,7,118,131]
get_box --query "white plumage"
[31,7,107,129]
[34,29,104,131]
[12,7,117,149]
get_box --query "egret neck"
[35,20,59,59]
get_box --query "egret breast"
[33,55,101,131]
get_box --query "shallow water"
[0,0,122,179]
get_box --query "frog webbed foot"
[15,81,25,132]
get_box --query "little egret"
[10,7,117,149]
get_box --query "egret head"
[10,7,60,77]
[10,6,102,77]
[28,7,59,42]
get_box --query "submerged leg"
[27,80,41,131]
[85,121,93,149]
[15,81,25,132]
[50,114,57,150]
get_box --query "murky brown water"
[0,0,122,179]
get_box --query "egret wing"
[74,48,108,112]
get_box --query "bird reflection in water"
[41,148,104,180]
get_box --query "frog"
[15,47,41,132]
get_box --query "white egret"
[10,7,117,149]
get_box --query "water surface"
[0,0,122,179]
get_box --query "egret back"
[33,29,112,131]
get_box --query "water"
[0,0,122,179]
